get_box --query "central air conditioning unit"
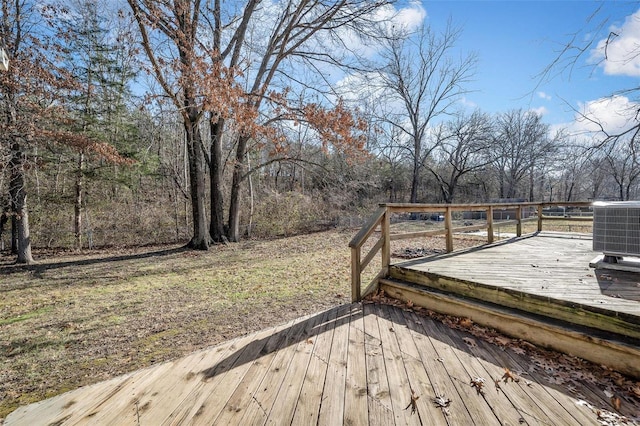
[592,201,640,261]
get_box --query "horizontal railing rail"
[349,201,593,301]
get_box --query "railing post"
[351,246,361,302]
[487,206,494,244]
[381,208,390,274]
[445,206,453,252]
[537,204,543,232]
[516,205,522,237]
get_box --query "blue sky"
[414,1,640,132]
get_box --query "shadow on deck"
[5,302,639,425]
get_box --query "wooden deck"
[394,232,639,317]
[5,302,637,425]
[382,231,640,379]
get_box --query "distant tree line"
[1,0,637,262]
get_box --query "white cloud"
[590,9,640,76]
[459,97,477,108]
[537,91,551,100]
[531,106,548,116]
[565,95,639,136]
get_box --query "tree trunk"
[528,165,534,201]
[9,141,34,264]
[184,119,210,250]
[410,145,420,203]
[227,134,249,242]
[209,115,226,242]
[74,151,84,250]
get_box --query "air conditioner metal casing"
[593,201,640,257]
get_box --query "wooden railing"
[348,201,593,301]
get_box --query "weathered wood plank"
[387,307,448,425]
[400,308,476,425]
[208,317,308,425]
[237,314,323,425]
[479,339,599,425]
[374,304,421,425]
[290,307,337,425]
[391,233,640,341]
[317,304,351,426]
[429,318,559,425]
[362,302,395,426]
[424,318,535,424]
[343,303,369,426]
[161,320,297,425]
[263,309,328,425]
[417,315,501,425]
[318,305,351,425]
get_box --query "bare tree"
[490,109,557,200]
[603,137,640,201]
[376,22,477,202]
[428,110,493,203]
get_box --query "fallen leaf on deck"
[511,347,526,355]
[433,395,451,408]
[611,395,621,411]
[502,368,516,383]
[471,377,486,395]
[459,318,473,328]
[463,337,477,347]
[404,389,419,415]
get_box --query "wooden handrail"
[350,201,594,301]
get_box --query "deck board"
[5,302,637,425]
